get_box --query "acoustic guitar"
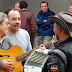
[0,37,55,72]
[0,45,24,72]
[0,45,40,72]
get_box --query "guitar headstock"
[51,35,58,44]
[44,35,57,48]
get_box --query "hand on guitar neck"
[39,35,57,50]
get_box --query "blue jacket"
[36,9,55,36]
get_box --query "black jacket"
[43,37,72,72]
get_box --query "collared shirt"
[0,37,13,69]
[0,37,5,44]
[0,37,13,50]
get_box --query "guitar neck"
[17,46,39,61]
[17,41,52,61]
[44,40,52,47]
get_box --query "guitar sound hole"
[0,55,10,57]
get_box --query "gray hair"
[0,12,7,24]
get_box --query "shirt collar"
[54,37,72,48]
[21,8,27,11]
[0,37,5,44]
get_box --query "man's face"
[0,18,9,36]
[15,3,20,11]
[53,23,60,40]
[8,10,21,32]
[69,5,72,14]
[40,3,48,13]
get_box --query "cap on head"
[49,12,72,36]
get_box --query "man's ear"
[58,26,62,33]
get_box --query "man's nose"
[8,24,10,27]
[16,19,20,23]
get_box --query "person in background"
[15,2,20,11]
[68,4,72,36]
[40,12,72,72]
[36,1,55,48]
[19,1,36,48]
[0,12,13,72]
[69,4,72,14]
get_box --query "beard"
[12,28,19,31]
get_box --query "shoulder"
[38,10,43,15]
[48,54,65,72]
[19,28,28,32]
[23,10,32,14]
[27,11,34,17]
[64,37,72,47]
[20,10,33,16]
[48,9,55,15]
[2,38,13,47]
[4,38,11,42]
[37,11,43,18]
[4,38,12,44]
[19,28,29,36]
[19,29,30,40]
[59,38,72,53]
[25,11,33,16]
[64,41,72,49]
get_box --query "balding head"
[8,9,20,18]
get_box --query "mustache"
[14,24,20,26]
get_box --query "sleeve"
[41,12,55,27]
[30,13,37,39]
[41,18,54,27]
[43,54,65,72]
[5,38,13,50]
[26,31,32,51]
[36,15,54,27]
[7,39,13,48]
[36,14,44,26]
[0,60,3,69]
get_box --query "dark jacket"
[36,9,55,36]
[43,37,72,72]
[19,10,36,39]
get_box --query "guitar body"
[0,45,24,72]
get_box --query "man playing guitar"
[0,12,14,72]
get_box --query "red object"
[51,65,58,72]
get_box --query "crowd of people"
[0,0,72,72]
